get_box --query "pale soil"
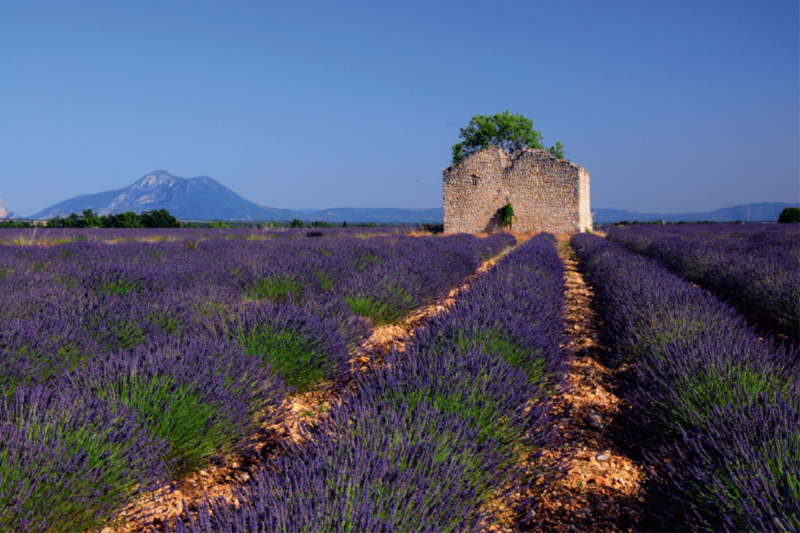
[102,242,517,533]
[524,241,645,533]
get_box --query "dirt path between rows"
[525,240,646,533]
[103,242,519,533]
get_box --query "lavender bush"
[170,349,554,532]
[631,331,798,437]
[651,388,799,532]
[174,400,497,533]
[0,314,100,393]
[351,344,556,487]
[64,338,285,475]
[411,234,568,391]
[198,301,351,392]
[607,223,800,340]
[0,385,169,532]
[0,230,516,528]
[571,233,799,530]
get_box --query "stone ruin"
[442,145,591,234]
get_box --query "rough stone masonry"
[443,145,591,234]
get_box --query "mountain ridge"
[30,171,296,221]
[25,171,797,224]
[28,170,445,223]
[593,202,800,223]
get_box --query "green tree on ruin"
[451,111,566,165]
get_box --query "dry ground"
[525,238,645,533]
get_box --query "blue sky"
[1,0,797,216]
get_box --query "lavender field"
[1,224,798,532]
[0,225,407,246]
[1,229,570,531]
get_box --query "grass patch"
[246,276,304,302]
[101,280,140,298]
[352,252,382,271]
[236,325,334,391]
[315,271,333,291]
[96,374,228,475]
[345,287,415,326]
[456,329,548,386]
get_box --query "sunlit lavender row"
[0,231,514,532]
[172,233,569,532]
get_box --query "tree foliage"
[140,209,180,228]
[500,203,515,230]
[451,111,566,165]
[45,209,179,228]
[207,221,230,228]
[548,141,566,160]
[0,219,44,228]
[778,207,800,223]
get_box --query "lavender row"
[171,234,569,532]
[0,234,513,530]
[0,233,514,328]
[571,233,799,532]
[0,233,514,393]
[0,234,512,397]
[0,337,288,531]
[0,225,413,245]
[606,223,800,339]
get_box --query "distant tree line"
[611,220,729,226]
[0,208,446,229]
[43,209,180,228]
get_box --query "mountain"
[28,171,445,223]
[294,207,443,224]
[30,171,296,221]
[593,202,800,224]
[0,197,16,219]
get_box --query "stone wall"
[443,146,591,234]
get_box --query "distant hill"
[294,207,443,224]
[593,202,800,224]
[30,170,296,221]
[0,197,16,219]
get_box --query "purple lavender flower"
[0,384,169,533]
[648,388,799,532]
[167,234,564,533]
[64,337,285,474]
